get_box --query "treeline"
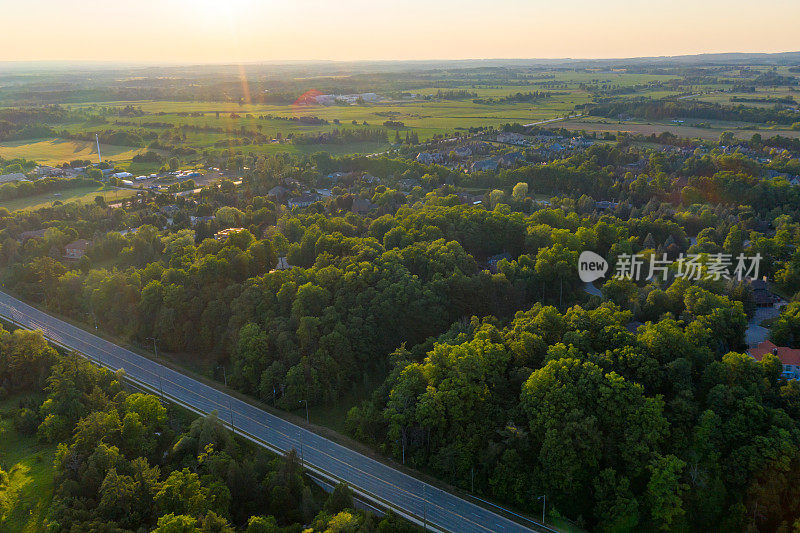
[64,128,154,147]
[0,327,415,532]
[435,89,477,100]
[0,106,70,142]
[293,128,389,145]
[0,177,102,202]
[473,91,555,105]
[731,95,796,105]
[590,100,800,125]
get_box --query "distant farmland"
[555,118,800,141]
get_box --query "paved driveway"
[746,304,782,347]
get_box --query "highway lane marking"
[0,295,527,533]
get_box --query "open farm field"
[0,138,148,165]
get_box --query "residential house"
[190,215,216,226]
[470,158,498,173]
[19,229,47,242]
[749,340,800,380]
[497,132,526,145]
[398,178,420,190]
[119,227,141,237]
[271,256,294,273]
[467,141,492,154]
[456,192,483,205]
[747,278,779,308]
[267,185,289,199]
[215,228,245,240]
[35,165,65,177]
[64,239,92,260]
[453,146,473,159]
[0,173,28,184]
[596,200,619,211]
[498,152,524,168]
[415,152,444,165]
[487,252,512,274]
[352,197,376,214]
[570,137,594,148]
[287,192,322,209]
[326,171,347,181]
[361,174,381,184]
[161,205,180,217]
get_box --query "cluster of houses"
[411,131,600,173]
[305,93,381,106]
[268,172,384,213]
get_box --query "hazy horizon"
[4,0,800,63]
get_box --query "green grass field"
[0,184,138,213]
[0,395,54,533]
[0,138,150,165]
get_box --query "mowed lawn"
[0,138,149,165]
[0,396,55,532]
[0,184,138,212]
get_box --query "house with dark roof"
[287,193,322,209]
[487,252,512,273]
[268,185,289,199]
[470,158,498,173]
[352,197,376,214]
[498,152,524,168]
[19,229,47,242]
[747,278,779,308]
[64,239,92,260]
[190,215,216,226]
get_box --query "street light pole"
[422,483,428,531]
[147,337,164,399]
[298,429,305,466]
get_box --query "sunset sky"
[3,0,799,63]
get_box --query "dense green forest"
[0,326,416,532]
[4,130,800,531]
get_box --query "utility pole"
[218,365,227,386]
[538,495,546,524]
[147,337,158,359]
[299,399,309,423]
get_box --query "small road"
[0,290,552,533]
[523,114,583,128]
[583,281,602,297]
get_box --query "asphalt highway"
[0,290,546,533]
